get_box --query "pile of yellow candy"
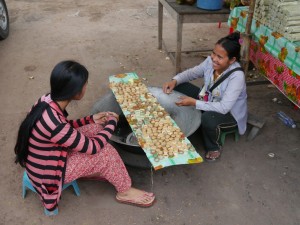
[110,78,194,162]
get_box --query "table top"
[162,0,230,15]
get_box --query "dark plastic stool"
[22,171,80,216]
[220,128,239,146]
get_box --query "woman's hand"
[93,112,109,124]
[107,111,119,121]
[163,79,177,94]
[175,96,196,107]
[93,111,119,124]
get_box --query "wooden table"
[158,0,230,73]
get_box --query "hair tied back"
[239,38,243,45]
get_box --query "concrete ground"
[0,0,299,224]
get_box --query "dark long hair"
[14,102,49,167]
[216,32,241,62]
[14,60,89,167]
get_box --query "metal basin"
[91,86,201,168]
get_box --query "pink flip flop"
[116,192,155,208]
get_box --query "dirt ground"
[0,0,299,225]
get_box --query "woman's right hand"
[93,112,109,124]
[163,79,177,94]
[93,111,119,124]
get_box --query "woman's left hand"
[175,96,196,106]
[93,112,109,124]
[107,111,119,121]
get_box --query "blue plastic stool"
[22,171,80,216]
[220,128,239,146]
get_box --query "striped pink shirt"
[25,94,117,211]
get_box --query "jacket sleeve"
[173,57,210,85]
[50,116,117,154]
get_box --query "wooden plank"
[246,80,270,86]
[247,113,265,129]
[247,126,261,141]
[246,113,266,141]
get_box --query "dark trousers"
[174,83,237,152]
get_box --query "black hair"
[216,32,241,62]
[14,60,89,167]
[51,61,89,101]
[14,102,49,167]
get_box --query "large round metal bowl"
[91,86,201,168]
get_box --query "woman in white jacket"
[163,32,247,162]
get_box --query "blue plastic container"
[197,0,224,10]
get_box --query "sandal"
[116,191,155,208]
[205,150,221,162]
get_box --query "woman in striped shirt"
[14,60,155,212]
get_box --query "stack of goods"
[254,0,300,42]
[253,0,270,25]
[109,73,202,170]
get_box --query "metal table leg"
[158,1,163,50]
[176,15,183,73]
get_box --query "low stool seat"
[220,127,239,146]
[22,171,80,215]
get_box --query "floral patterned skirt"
[64,123,132,193]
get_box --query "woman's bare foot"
[116,187,155,207]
